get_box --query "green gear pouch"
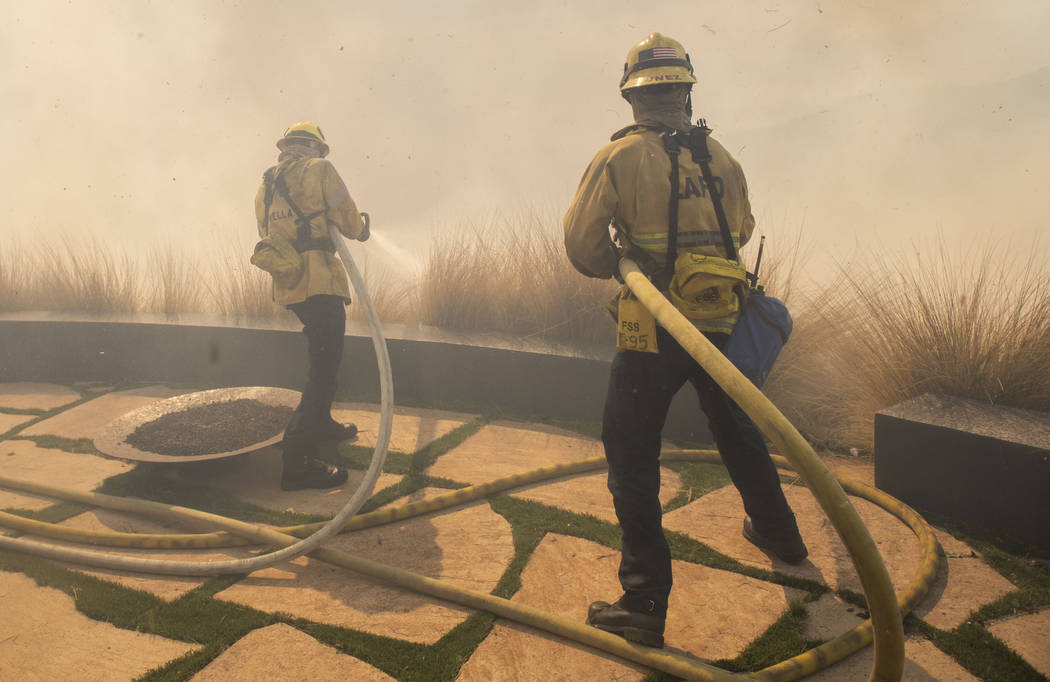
[250,232,304,290]
[615,286,659,353]
[667,252,746,320]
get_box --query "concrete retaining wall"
[0,318,714,444]
[875,393,1050,550]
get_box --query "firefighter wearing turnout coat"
[563,34,808,648]
[253,121,369,491]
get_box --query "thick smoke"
[3,0,1047,279]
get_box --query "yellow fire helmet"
[619,33,696,95]
[276,121,330,157]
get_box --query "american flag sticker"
[639,46,678,61]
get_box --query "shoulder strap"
[272,166,333,253]
[261,166,277,236]
[660,129,681,290]
[686,121,738,262]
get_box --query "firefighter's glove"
[620,244,662,280]
[357,212,371,242]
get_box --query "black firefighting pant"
[602,327,800,614]
[281,294,346,457]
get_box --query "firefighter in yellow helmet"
[564,34,807,647]
[253,121,369,491]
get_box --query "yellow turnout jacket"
[254,157,365,306]
[563,121,755,334]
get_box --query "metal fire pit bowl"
[94,387,301,463]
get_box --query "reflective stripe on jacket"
[563,121,756,334]
[254,157,365,306]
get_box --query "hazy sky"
[3,1,1048,277]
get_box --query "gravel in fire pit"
[122,399,293,457]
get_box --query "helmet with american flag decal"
[620,33,696,94]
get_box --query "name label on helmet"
[644,74,686,83]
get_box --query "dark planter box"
[875,393,1050,551]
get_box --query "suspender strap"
[687,121,749,308]
[272,170,335,253]
[655,123,742,289]
[687,122,737,262]
[261,167,277,236]
[660,130,682,290]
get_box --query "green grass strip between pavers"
[488,494,828,597]
[12,434,100,454]
[662,460,733,513]
[909,616,1048,682]
[3,502,91,525]
[0,407,46,416]
[0,390,102,441]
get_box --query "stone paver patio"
[0,382,81,412]
[0,570,198,681]
[0,439,132,511]
[190,624,395,681]
[0,412,33,435]
[0,382,1046,680]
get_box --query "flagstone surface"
[2,402,1046,681]
[457,534,803,681]
[23,385,186,441]
[0,412,32,435]
[427,421,606,486]
[807,634,979,681]
[910,527,1017,630]
[0,439,131,511]
[428,420,677,489]
[0,382,81,411]
[509,469,682,524]
[663,484,923,594]
[331,402,476,453]
[72,381,116,392]
[802,593,872,642]
[0,570,198,681]
[987,607,1050,678]
[191,624,395,681]
[215,494,513,644]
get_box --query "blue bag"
[724,291,792,388]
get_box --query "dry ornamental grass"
[2,223,1046,453]
[764,240,1050,449]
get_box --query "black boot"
[586,598,665,648]
[315,419,358,443]
[743,516,808,564]
[281,449,349,491]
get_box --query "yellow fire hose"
[0,226,393,576]
[0,256,931,680]
[0,451,938,681]
[617,259,906,681]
